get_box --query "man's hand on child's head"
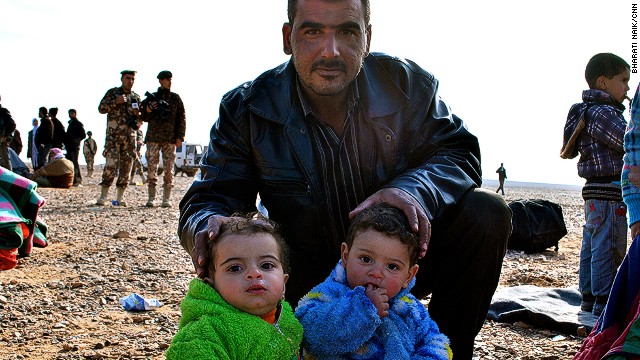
[365,284,389,318]
[192,215,235,278]
[349,188,431,258]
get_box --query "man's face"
[282,0,371,99]
[69,111,76,119]
[121,74,135,92]
[33,119,39,127]
[159,78,172,90]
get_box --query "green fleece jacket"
[166,278,302,360]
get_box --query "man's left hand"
[349,188,431,257]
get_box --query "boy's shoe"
[593,296,608,316]
[581,293,595,312]
[592,302,606,316]
[580,300,594,312]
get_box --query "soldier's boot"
[116,187,127,207]
[162,186,172,208]
[95,186,109,206]
[146,185,156,207]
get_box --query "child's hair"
[345,203,421,265]
[585,53,630,89]
[205,213,290,277]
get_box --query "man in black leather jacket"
[179,0,511,358]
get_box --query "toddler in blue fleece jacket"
[295,203,451,359]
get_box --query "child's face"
[341,229,419,299]
[598,68,631,103]
[212,232,288,316]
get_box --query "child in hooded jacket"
[166,215,302,360]
[295,203,451,359]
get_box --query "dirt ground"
[0,172,603,359]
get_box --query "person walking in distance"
[27,118,39,170]
[96,70,142,206]
[83,131,97,178]
[141,70,186,207]
[496,163,507,195]
[64,109,86,186]
[49,107,66,150]
[35,107,53,171]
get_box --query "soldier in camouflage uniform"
[83,131,97,177]
[96,70,142,206]
[129,128,146,185]
[141,70,186,207]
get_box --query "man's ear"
[282,22,293,55]
[402,264,419,289]
[365,24,372,56]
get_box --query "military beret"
[120,70,136,76]
[157,70,172,79]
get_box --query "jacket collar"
[582,89,626,111]
[244,53,409,125]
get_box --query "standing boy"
[561,53,630,316]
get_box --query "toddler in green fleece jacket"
[166,215,302,359]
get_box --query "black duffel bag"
[507,199,568,253]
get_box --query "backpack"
[507,199,568,253]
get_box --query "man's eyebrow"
[298,20,362,31]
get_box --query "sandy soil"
[0,173,606,359]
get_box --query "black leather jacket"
[179,53,481,297]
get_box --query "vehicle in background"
[142,142,205,177]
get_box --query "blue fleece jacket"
[295,261,451,359]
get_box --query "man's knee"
[458,188,512,235]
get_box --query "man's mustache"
[312,59,347,72]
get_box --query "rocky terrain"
[0,172,599,359]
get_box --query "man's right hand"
[191,215,235,278]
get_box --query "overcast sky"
[1,0,638,186]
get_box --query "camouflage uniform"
[83,137,97,177]
[142,87,186,190]
[98,87,141,188]
[129,129,146,184]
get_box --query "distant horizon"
[482,178,582,190]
